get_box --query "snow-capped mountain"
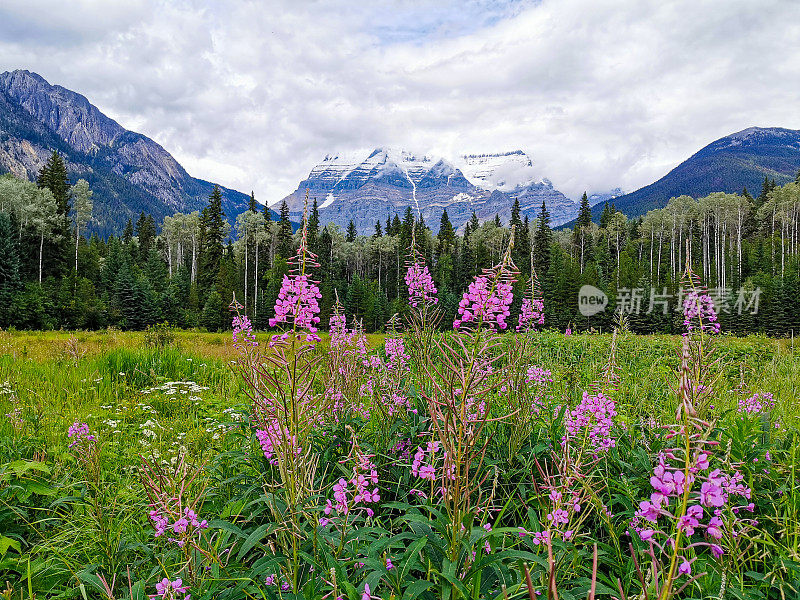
[279,148,579,234]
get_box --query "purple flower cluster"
[683,290,720,335]
[148,578,189,600]
[405,263,438,308]
[630,451,755,573]
[320,450,380,526]
[738,392,775,414]
[256,420,301,466]
[384,338,410,373]
[412,441,442,482]
[269,274,322,333]
[149,505,208,547]
[563,391,617,452]
[232,314,257,348]
[517,297,545,332]
[67,421,96,450]
[526,366,553,386]
[453,277,514,330]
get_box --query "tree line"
[1,151,800,335]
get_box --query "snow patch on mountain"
[457,150,540,192]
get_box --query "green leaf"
[0,536,20,557]
[401,579,434,600]
[236,523,270,560]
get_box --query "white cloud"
[0,0,798,203]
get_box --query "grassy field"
[1,329,799,599]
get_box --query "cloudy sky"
[1,0,799,204]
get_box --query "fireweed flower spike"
[453,226,519,331]
[267,192,323,345]
[405,262,437,308]
[517,268,545,332]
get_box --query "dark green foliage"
[199,185,226,293]
[277,200,293,258]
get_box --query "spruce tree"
[37,151,71,275]
[469,212,479,232]
[533,200,552,278]
[277,200,293,258]
[249,191,257,212]
[374,221,383,238]
[0,213,20,327]
[437,209,455,257]
[123,218,134,245]
[308,198,320,242]
[136,212,156,263]
[572,192,593,271]
[199,185,226,293]
[347,219,357,242]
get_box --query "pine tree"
[391,214,401,236]
[199,185,226,293]
[249,191,257,212]
[277,200,293,258]
[347,219,357,242]
[494,214,502,227]
[374,221,383,238]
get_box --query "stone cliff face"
[279,148,580,233]
[0,70,251,234]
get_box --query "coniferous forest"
[1,151,800,335]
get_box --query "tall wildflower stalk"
[416,227,521,566]
[232,193,329,591]
[625,264,754,599]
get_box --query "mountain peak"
[0,69,253,234]
[282,148,577,234]
[595,126,800,220]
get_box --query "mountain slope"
[596,127,800,220]
[0,70,269,235]
[279,148,578,233]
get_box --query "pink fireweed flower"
[256,420,301,466]
[683,290,720,334]
[320,444,380,528]
[738,392,775,414]
[148,577,189,600]
[232,314,257,347]
[405,262,438,307]
[67,421,96,449]
[630,450,755,573]
[562,391,617,452]
[453,276,514,330]
[517,297,545,331]
[269,273,322,332]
